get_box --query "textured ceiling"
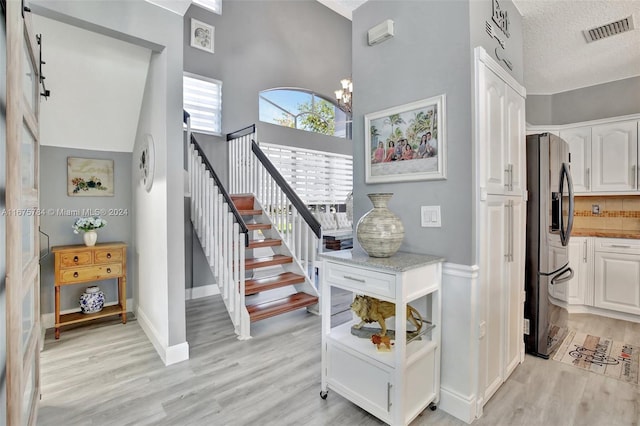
[513,0,640,94]
[318,0,640,95]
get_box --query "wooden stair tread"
[238,209,262,216]
[247,292,319,322]
[247,238,281,249]
[245,255,292,270]
[245,272,306,294]
[230,194,255,211]
[246,223,271,231]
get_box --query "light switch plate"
[421,206,441,227]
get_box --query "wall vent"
[583,15,635,43]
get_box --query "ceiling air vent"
[583,15,635,43]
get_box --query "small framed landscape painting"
[67,157,114,197]
[365,94,446,183]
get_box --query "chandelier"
[334,78,353,114]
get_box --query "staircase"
[231,194,318,323]
[186,119,322,340]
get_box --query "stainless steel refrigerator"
[524,133,575,358]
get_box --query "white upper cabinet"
[560,127,592,193]
[591,121,638,192]
[533,119,640,194]
[478,60,525,196]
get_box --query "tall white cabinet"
[475,47,526,412]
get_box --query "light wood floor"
[38,296,640,426]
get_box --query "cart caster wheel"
[320,390,328,400]
[429,403,437,411]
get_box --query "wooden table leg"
[119,276,127,324]
[55,285,61,339]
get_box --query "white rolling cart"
[319,250,443,426]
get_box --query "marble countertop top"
[571,228,640,239]
[318,249,445,272]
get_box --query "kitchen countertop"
[571,228,640,239]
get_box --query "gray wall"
[470,0,524,84]
[39,147,133,313]
[352,0,474,265]
[184,0,352,162]
[0,9,7,425]
[526,76,640,125]
[184,0,352,285]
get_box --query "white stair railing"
[228,128,322,283]
[189,136,251,339]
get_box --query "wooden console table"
[52,242,127,339]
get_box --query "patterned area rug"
[553,330,640,385]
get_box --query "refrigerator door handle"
[539,261,569,277]
[551,267,574,285]
[559,162,575,246]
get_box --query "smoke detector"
[583,15,635,43]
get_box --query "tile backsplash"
[573,196,640,231]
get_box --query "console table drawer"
[324,261,395,298]
[60,263,123,284]
[59,251,92,267]
[94,248,123,264]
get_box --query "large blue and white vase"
[80,286,105,314]
[356,193,405,258]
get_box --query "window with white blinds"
[183,73,222,135]
[261,143,353,205]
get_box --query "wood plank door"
[5,0,41,424]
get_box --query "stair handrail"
[189,134,250,246]
[226,124,256,141]
[250,140,321,238]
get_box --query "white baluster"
[238,234,246,330]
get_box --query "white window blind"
[183,73,222,135]
[261,143,353,205]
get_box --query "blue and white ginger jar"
[80,286,105,314]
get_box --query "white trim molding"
[549,296,640,324]
[185,283,220,300]
[136,306,190,366]
[439,263,480,424]
[527,112,640,135]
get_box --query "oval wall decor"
[139,134,155,192]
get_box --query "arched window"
[259,88,351,139]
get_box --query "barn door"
[5,0,41,424]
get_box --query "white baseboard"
[185,283,220,300]
[165,342,190,366]
[136,306,190,366]
[549,296,640,323]
[439,387,477,424]
[41,298,134,330]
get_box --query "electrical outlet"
[421,206,441,227]
[592,204,600,215]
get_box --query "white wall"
[33,15,150,152]
[31,0,187,365]
[134,52,170,358]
